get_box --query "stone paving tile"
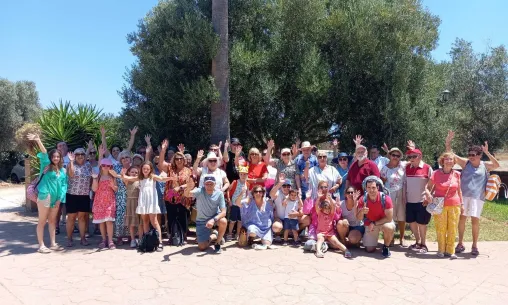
[1,211,508,305]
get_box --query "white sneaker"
[130,240,137,248]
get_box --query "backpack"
[138,228,160,253]
[170,219,185,246]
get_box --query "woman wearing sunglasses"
[65,147,93,247]
[337,187,364,246]
[380,147,410,247]
[335,152,352,200]
[305,151,341,200]
[235,147,267,191]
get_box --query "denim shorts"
[283,218,299,231]
[195,216,217,243]
[349,225,365,236]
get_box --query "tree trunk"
[211,0,230,145]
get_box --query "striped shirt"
[405,161,433,203]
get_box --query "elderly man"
[295,141,318,200]
[370,145,389,171]
[184,175,227,253]
[356,176,395,257]
[404,148,433,254]
[346,136,380,191]
[445,131,500,256]
[194,151,230,192]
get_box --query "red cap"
[406,149,422,156]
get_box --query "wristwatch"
[213,216,219,223]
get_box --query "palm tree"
[211,0,230,144]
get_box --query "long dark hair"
[47,149,63,172]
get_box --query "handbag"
[426,170,454,215]
[26,167,48,202]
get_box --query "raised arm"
[144,134,152,162]
[183,176,196,198]
[264,140,274,165]
[193,150,205,176]
[235,183,248,207]
[270,173,286,199]
[100,126,110,158]
[158,139,170,172]
[126,126,138,153]
[27,133,46,154]
[217,141,224,162]
[234,145,243,167]
[482,141,500,171]
[445,130,467,168]
[222,140,230,163]
[67,152,75,178]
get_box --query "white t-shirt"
[273,190,286,220]
[108,154,120,165]
[373,156,389,171]
[380,161,407,193]
[284,199,299,219]
[199,167,227,191]
[309,165,340,200]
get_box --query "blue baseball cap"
[282,180,292,186]
[203,175,216,184]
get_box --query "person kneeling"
[184,175,227,254]
[356,176,395,258]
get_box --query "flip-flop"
[66,240,74,247]
[108,242,116,250]
[80,238,89,246]
[49,244,64,251]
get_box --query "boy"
[226,166,249,241]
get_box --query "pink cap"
[406,149,422,156]
[100,158,113,166]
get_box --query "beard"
[357,155,367,162]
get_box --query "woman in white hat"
[194,150,230,193]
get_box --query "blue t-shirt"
[294,154,318,192]
[192,187,226,222]
[336,165,350,201]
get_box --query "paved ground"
[1,186,508,305]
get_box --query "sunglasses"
[281,153,291,156]
[208,160,218,163]
[101,165,112,168]
[468,153,479,157]
[318,156,327,159]
[338,158,348,162]
[253,190,264,194]
[407,155,419,159]
[175,157,184,161]
[250,153,259,156]
[391,154,401,158]
[211,149,219,152]
[282,185,291,188]
[89,151,97,154]
[75,153,85,156]
[346,191,354,194]
[319,185,329,189]
[139,151,146,155]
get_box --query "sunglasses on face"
[391,154,401,158]
[282,185,291,188]
[250,153,259,156]
[346,191,354,195]
[175,157,184,161]
[208,160,218,163]
[407,155,419,159]
[338,158,348,162]
[121,157,130,160]
[253,190,264,194]
[318,156,327,159]
[90,151,97,154]
[101,165,112,168]
[281,153,291,156]
[468,153,479,157]
[319,186,328,189]
[139,151,146,155]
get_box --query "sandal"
[66,240,74,247]
[409,243,421,251]
[455,244,465,253]
[49,244,64,251]
[38,246,51,254]
[108,242,116,250]
[471,247,479,256]
[80,238,89,246]
[315,251,325,258]
[344,250,352,259]
[156,245,164,252]
[98,241,106,249]
[418,244,428,254]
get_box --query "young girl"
[227,166,249,241]
[92,158,118,249]
[121,161,174,252]
[282,189,303,246]
[315,191,351,258]
[122,166,142,248]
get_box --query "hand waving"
[129,126,138,136]
[177,143,185,153]
[353,135,363,146]
[144,134,152,145]
[161,139,169,151]
[278,172,286,184]
[482,141,489,154]
[67,152,75,162]
[26,133,39,141]
[196,149,205,160]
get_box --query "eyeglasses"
[250,153,259,156]
[281,153,290,156]
[319,186,328,189]
[175,158,184,161]
[407,155,419,159]
[468,153,479,157]
[346,191,354,194]
[208,160,218,163]
[89,151,97,155]
[253,190,264,194]
[390,154,401,158]
[338,158,348,162]
[318,156,327,159]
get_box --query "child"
[315,192,351,258]
[122,166,143,248]
[227,166,249,241]
[121,161,175,252]
[92,158,118,250]
[282,189,303,246]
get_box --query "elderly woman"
[426,152,463,259]
[334,152,352,200]
[236,185,277,250]
[305,150,342,200]
[159,140,194,244]
[27,133,68,253]
[264,140,297,188]
[235,147,267,190]
[65,147,93,247]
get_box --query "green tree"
[0,78,42,151]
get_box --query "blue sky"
[1,0,506,115]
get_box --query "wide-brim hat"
[388,147,403,155]
[299,141,315,150]
[132,154,144,161]
[205,151,218,162]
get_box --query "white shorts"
[462,197,484,218]
[388,188,405,222]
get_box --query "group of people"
[28,128,499,258]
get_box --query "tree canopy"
[120,0,507,156]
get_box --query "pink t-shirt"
[431,170,461,206]
[317,212,335,237]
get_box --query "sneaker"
[293,240,300,247]
[455,243,465,253]
[130,240,137,248]
[225,234,233,242]
[282,241,289,246]
[437,252,445,258]
[450,254,458,260]
[252,244,267,250]
[214,244,222,254]
[382,245,391,258]
[267,244,278,250]
[274,236,282,243]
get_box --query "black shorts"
[66,194,91,214]
[406,202,431,225]
[229,205,241,222]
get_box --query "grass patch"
[395,200,508,242]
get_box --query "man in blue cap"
[184,174,227,253]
